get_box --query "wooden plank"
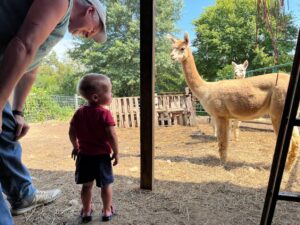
[135,97,140,127]
[178,114,183,125]
[123,98,129,128]
[159,112,164,126]
[128,97,135,127]
[167,112,172,126]
[110,98,118,127]
[117,98,124,128]
[140,0,154,190]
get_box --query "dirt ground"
[13,118,300,225]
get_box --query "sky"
[176,0,300,42]
[53,0,300,58]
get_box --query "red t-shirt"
[70,105,116,155]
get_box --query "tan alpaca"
[211,60,249,140]
[168,32,300,170]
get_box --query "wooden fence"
[76,92,197,128]
[155,92,196,127]
[109,96,141,128]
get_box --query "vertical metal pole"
[140,0,155,189]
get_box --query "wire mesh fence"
[24,94,77,122]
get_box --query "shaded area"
[13,169,300,225]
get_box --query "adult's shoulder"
[32,0,69,8]
[29,0,69,20]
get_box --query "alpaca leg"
[236,120,241,141]
[210,116,217,137]
[214,123,217,137]
[230,120,234,141]
[232,120,240,141]
[286,128,300,171]
[215,117,230,162]
[270,117,299,171]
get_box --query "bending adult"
[0,0,107,224]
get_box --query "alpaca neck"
[181,47,206,90]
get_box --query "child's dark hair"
[78,73,110,100]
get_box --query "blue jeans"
[0,103,36,225]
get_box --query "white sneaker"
[11,189,61,215]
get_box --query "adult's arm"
[0,0,69,113]
[13,68,38,112]
[12,68,38,140]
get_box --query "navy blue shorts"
[75,154,114,187]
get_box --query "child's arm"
[69,125,79,160]
[105,126,119,166]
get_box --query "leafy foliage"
[216,65,235,81]
[36,52,84,95]
[193,0,298,81]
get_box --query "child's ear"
[86,5,95,17]
[91,94,99,102]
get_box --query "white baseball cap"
[86,0,107,43]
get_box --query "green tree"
[35,52,83,95]
[193,0,298,81]
[35,52,62,94]
[69,0,184,96]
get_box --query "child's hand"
[71,148,78,160]
[111,153,119,166]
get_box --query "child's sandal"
[101,206,116,222]
[80,208,93,223]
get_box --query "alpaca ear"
[184,32,189,45]
[232,61,237,67]
[243,60,249,69]
[166,34,176,44]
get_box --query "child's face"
[101,81,113,106]
[88,79,113,106]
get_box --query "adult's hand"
[14,114,30,140]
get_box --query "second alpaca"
[211,60,248,141]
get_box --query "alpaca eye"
[180,48,185,51]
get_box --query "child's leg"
[81,181,93,215]
[101,184,113,215]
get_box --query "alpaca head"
[167,32,190,62]
[232,60,248,79]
